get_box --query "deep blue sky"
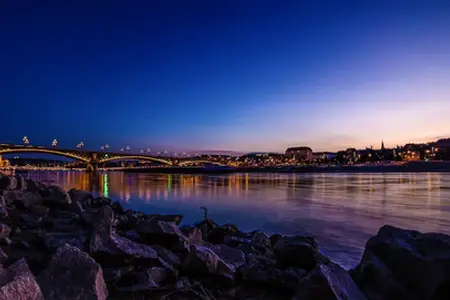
[1,1,450,153]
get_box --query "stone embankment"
[0,173,449,299]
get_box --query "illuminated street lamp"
[126,146,131,152]
[52,139,57,148]
[105,144,110,149]
[23,136,30,145]
[100,146,105,151]
[77,141,84,148]
[120,148,125,152]
[164,150,168,156]
[146,148,151,153]
[157,151,161,155]
[140,149,144,154]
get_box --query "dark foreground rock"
[352,225,450,300]
[0,258,43,300]
[38,244,108,300]
[1,174,450,300]
[293,262,367,300]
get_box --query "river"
[18,171,450,269]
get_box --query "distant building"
[312,152,336,161]
[433,139,450,160]
[285,147,313,161]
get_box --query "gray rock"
[90,206,157,260]
[274,235,322,271]
[102,266,134,283]
[183,244,235,281]
[20,214,43,227]
[152,214,183,225]
[251,231,272,253]
[68,201,94,225]
[7,176,17,190]
[353,225,450,300]
[0,225,9,240]
[0,248,7,264]
[147,266,169,285]
[68,189,93,205]
[38,244,108,300]
[44,232,87,252]
[25,179,41,194]
[0,196,7,218]
[239,253,306,292]
[152,244,182,269]
[3,190,42,207]
[292,262,366,300]
[211,244,246,269]
[44,185,71,205]
[136,219,189,252]
[29,205,49,217]
[0,174,10,190]
[0,258,44,300]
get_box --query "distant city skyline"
[1,1,450,152]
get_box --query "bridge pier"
[86,153,99,173]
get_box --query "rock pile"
[0,173,449,299]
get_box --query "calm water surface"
[21,171,450,269]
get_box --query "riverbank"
[0,173,449,299]
[123,161,450,174]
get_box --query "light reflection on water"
[21,171,450,269]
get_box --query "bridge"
[0,144,225,172]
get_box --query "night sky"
[1,1,450,153]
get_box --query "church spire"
[381,140,385,150]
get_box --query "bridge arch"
[178,160,226,166]
[99,155,172,166]
[0,148,90,163]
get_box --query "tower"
[381,140,385,150]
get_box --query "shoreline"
[124,161,450,174]
[0,173,449,299]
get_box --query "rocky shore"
[0,173,449,299]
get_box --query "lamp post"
[52,139,57,148]
[77,141,84,149]
[23,136,30,145]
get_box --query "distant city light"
[52,139,57,147]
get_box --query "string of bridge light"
[21,136,199,157]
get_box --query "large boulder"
[352,225,450,300]
[89,206,157,264]
[292,262,366,300]
[273,235,324,271]
[136,219,189,252]
[38,244,108,300]
[351,250,417,300]
[44,185,71,205]
[0,258,44,300]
